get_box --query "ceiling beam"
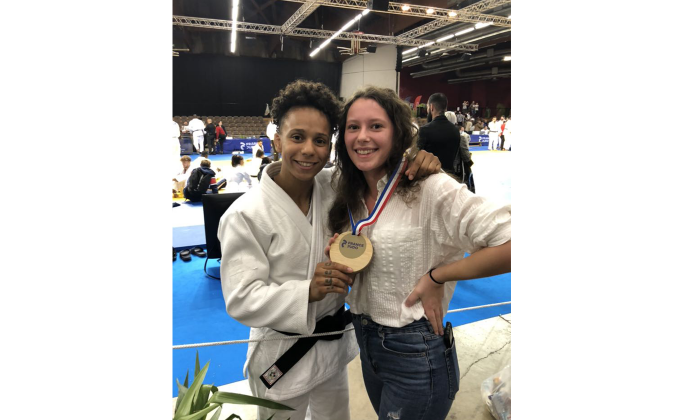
[247,0,272,25]
[398,0,511,39]
[173,16,478,51]
[281,0,322,33]
[280,0,511,27]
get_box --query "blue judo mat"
[172,252,510,397]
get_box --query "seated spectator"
[464,118,473,133]
[191,151,209,169]
[247,149,265,177]
[172,156,192,197]
[257,156,272,181]
[444,111,458,125]
[184,159,217,202]
[213,155,253,193]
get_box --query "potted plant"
[174,352,293,420]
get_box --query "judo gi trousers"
[193,133,204,153]
[504,133,511,151]
[489,132,500,150]
[248,365,351,420]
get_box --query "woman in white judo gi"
[217,80,441,420]
[327,86,511,420]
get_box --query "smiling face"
[275,106,331,184]
[344,98,394,182]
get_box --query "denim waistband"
[352,313,436,335]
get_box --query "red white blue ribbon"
[349,156,408,235]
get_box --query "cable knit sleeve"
[218,205,316,334]
[427,174,511,254]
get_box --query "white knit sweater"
[344,173,511,327]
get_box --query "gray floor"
[184,314,511,420]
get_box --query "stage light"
[455,27,475,36]
[401,4,410,11]
[231,0,239,53]
[448,11,457,17]
[426,8,434,15]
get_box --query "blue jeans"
[351,314,460,420]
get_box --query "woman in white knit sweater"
[328,86,511,420]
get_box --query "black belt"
[260,306,351,389]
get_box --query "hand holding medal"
[329,156,408,272]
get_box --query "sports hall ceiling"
[173,0,511,83]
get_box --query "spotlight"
[426,8,434,15]
[448,11,457,17]
[402,4,410,11]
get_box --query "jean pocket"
[381,332,427,358]
[444,344,460,400]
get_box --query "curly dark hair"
[328,86,420,234]
[270,79,342,138]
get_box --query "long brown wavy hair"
[328,86,420,234]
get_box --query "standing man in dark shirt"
[204,118,217,154]
[417,93,460,175]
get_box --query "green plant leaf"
[173,402,219,420]
[174,361,211,417]
[194,384,214,412]
[210,406,222,420]
[175,378,189,413]
[183,370,190,388]
[265,416,274,420]
[195,351,201,378]
[224,414,242,420]
[208,391,294,411]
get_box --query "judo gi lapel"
[260,162,313,248]
[305,175,328,279]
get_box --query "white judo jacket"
[218,163,358,401]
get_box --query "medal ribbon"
[348,156,408,235]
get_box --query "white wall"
[340,44,398,100]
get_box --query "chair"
[201,192,246,261]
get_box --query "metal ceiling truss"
[281,0,322,33]
[398,0,511,39]
[173,15,478,52]
[281,0,511,27]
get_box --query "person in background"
[172,155,192,197]
[257,156,272,181]
[172,120,182,169]
[184,159,216,202]
[488,117,500,151]
[187,115,205,154]
[205,118,217,154]
[456,109,465,127]
[215,121,227,155]
[191,151,208,170]
[213,154,252,193]
[266,120,279,161]
[499,116,507,151]
[417,93,460,175]
[252,139,264,159]
[503,117,511,151]
[464,118,473,134]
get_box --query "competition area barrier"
[469,134,490,146]
[173,301,511,350]
[179,136,272,155]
